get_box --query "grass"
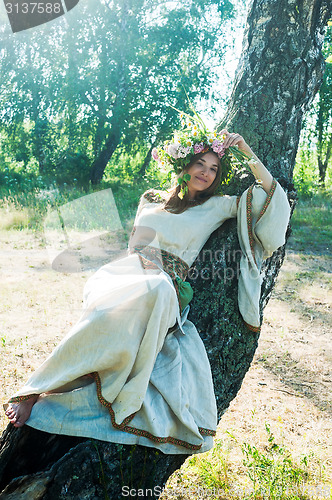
[161,421,331,500]
[0,180,152,232]
[289,192,332,254]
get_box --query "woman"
[4,127,290,454]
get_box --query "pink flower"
[212,139,225,158]
[193,142,205,154]
[152,148,159,161]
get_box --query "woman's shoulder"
[207,193,240,216]
[142,188,168,203]
[210,193,240,205]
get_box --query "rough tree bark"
[1,0,331,498]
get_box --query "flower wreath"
[152,109,253,198]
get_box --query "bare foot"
[5,395,39,427]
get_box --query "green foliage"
[289,190,332,254]
[186,439,232,491]
[298,24,332,187]
[50,151,92,187]
[293,149,321,197]
[242,424,309,499]
[175,424,328,500]
[105,147,161,184]
[0,0,236,187]
[0,174,150,233]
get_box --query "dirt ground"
[0,229,331,493]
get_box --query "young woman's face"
[186,152,219,199]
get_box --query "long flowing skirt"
[8,253,217,454]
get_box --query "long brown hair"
[163,152,222,214]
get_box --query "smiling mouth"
[196,176,207,183]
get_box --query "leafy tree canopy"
[0,0,237,186]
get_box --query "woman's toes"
[5,397,38,427]
[5,406,16,418]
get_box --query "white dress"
[6,183,290,454]
[7,191,238,454]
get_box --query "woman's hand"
[219,129,252,158]
[220,129,273,193]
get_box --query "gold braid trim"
[8,393,39,404]
[246,183,256,266]
[256,178,277,224]
[243,321,261,333]
[91,372,215,451]
[246,179,277,267]
[7,380,215,450]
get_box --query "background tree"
[310,24,332,187]
[0,0,331,498]
[291,23,332,192]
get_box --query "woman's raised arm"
[220,130,273,194]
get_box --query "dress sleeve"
[237,179,290,261]
[128,190,158,250]
[213,194,239,224]
[133,192,152,225]
[236,179,290,329]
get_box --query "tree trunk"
[1,0,331,498]
[218,0,331,183]
[137,145,153,177]
[90,127,122,185]
[90,68,128,185]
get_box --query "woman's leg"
[5,375,93,427]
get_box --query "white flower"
[167,143,179,159]
[247,158,259,167]
[177,146,191,158]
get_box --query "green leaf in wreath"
[183,173,191,182]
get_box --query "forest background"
[0,0,331,498]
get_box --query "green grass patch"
[289,191,331,254]
[0,180,151,233]
[165,425,331,500]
